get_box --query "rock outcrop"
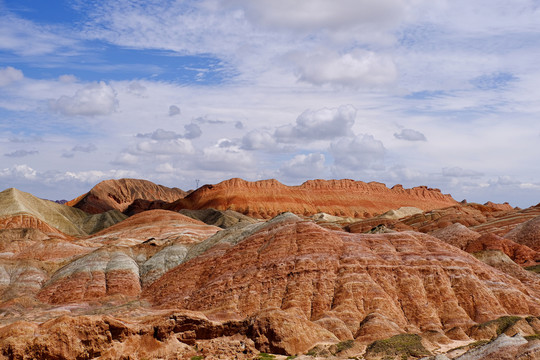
[67,178,187,214]
[166,178,457,219]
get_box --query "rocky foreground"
[0,178,540,359]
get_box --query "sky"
[1,0,540,207]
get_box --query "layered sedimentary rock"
[0,188,126,237]
[38,247,141,303]
[38,210,222,303]
[472,204,540,236]
[85,209,219,246]
[166,178,457,219]
[67,178,187,214]
[431,225,540,267]
[144,213,540,348]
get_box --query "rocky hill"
[67,178,187,214]
[1,179,540,359]
[166,178,458,219]
[0,188,126,237]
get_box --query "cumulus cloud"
[0,164,37,180]
[394,128,427,141]
[294,51,397,88]
[276,105,357,142]
[0,66,24,87]
[242,130,277,150]
[4,150,38,158]
[50,81,118,116]
[330,134,386,170]
[169,105,181,116]
[235,121,244,129]
[55,169,138,184]
[279,153,327,179]
[198,144,255,172]
[184,123,202,139]
[442,167,483,177]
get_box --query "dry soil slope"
[144,213,540,346]
[67,178,187,214]
[167,178,457,219]
[0,188,126,237]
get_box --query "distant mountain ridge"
[167,178,458,219]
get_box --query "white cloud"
[50,81,118,116]
[0,164,37,180]
[276,105,357,142]
[155,162,175,173]
[112,152,139,166]
[198,144,255,172]
[127,82,147,96]
[279,153,327,179]
[394,128,427,141]
[0,66,23,87]
[0,15,77,56]
[294,51,397,88]
[330,134,386,170]
[241,130,277,150]
[136,139,195,155]
[55,169,138,184]
[226,0,408,32]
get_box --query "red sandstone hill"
[143,213,540,354]
[165,178,457,219]
[67,178,187,214]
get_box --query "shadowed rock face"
[67,178,187,214]
[178,208,260,229]
[144,214,540,344]
[165,178,457,219]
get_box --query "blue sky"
[1,0,540,207]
